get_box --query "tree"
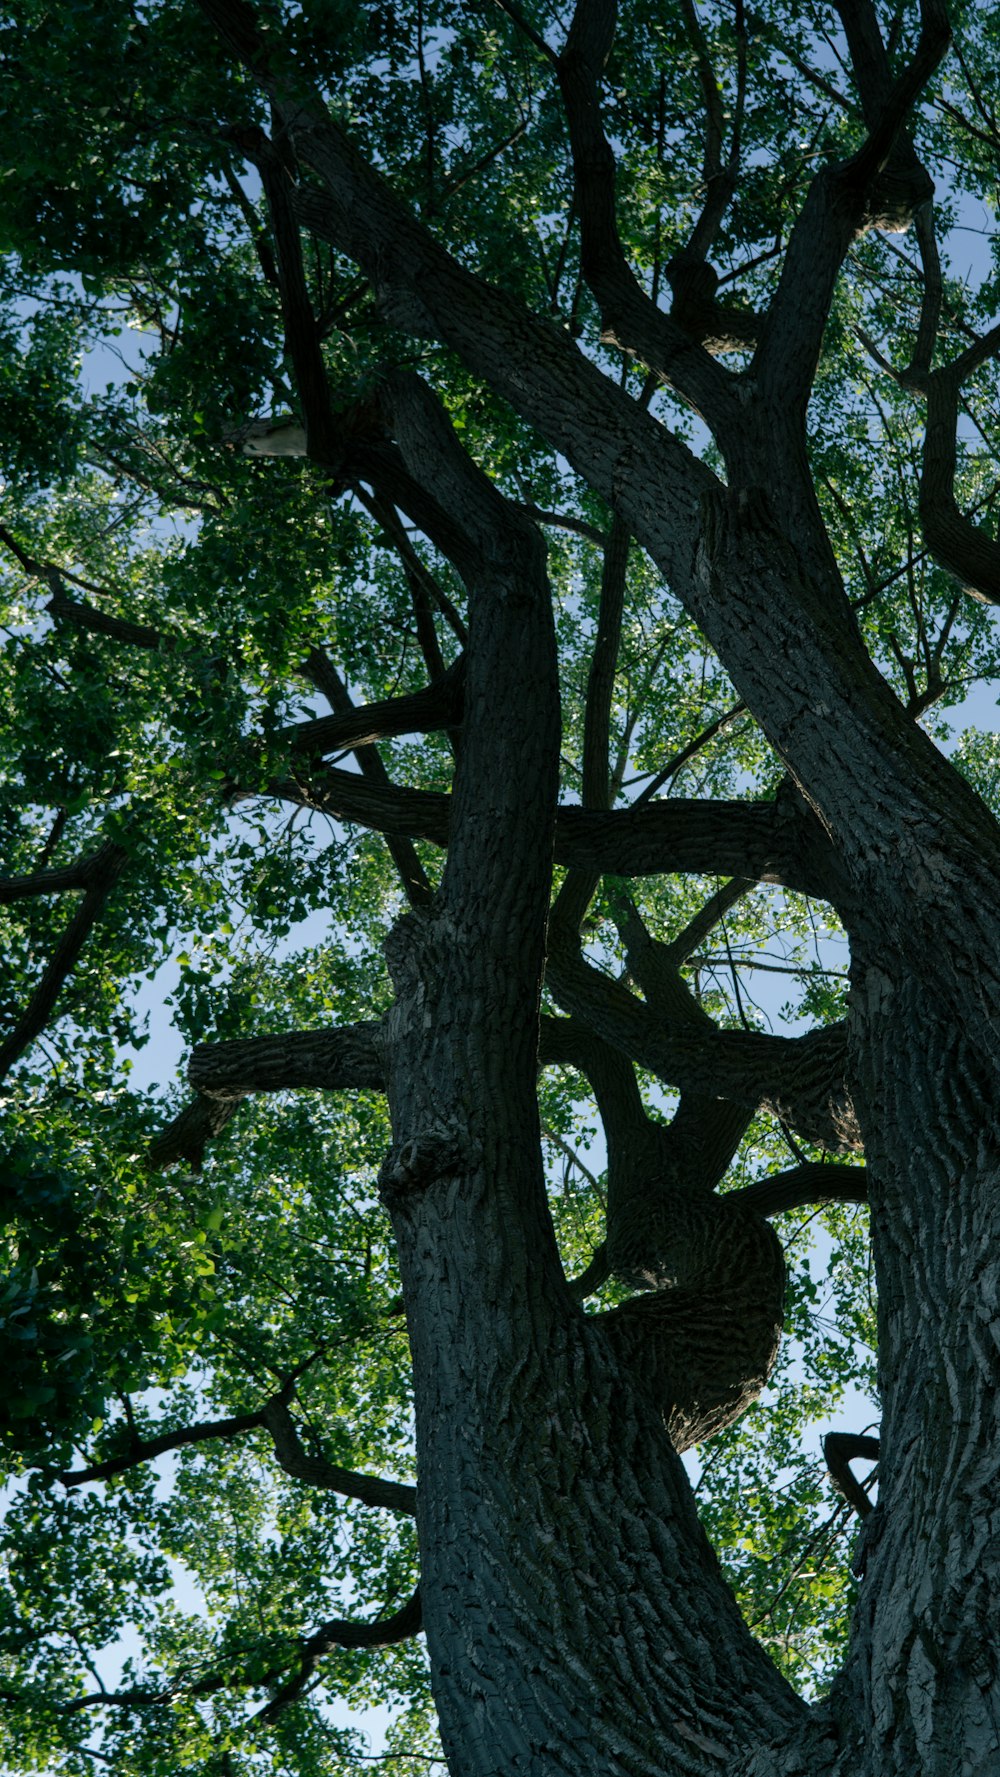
[1,0,1000,1769]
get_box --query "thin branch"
[632,701,747,805]
[351,483,468,647]
[0,841,128,1082]
[0,524,165,650]
[488,0,558,63]
[254,1589,423,1724]
[555,0,734,415]
[824,1430,879,1519]
[59,1404,273,1487]
[298,646,436,908]
[259,1401,415,1512]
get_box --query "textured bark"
[830,969,1000,1773]
[187,1024,385,1095]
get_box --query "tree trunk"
[381,911,807,1777]
[829,969,1000,1775]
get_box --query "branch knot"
[378,1126,466,1202]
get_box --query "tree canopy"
[1,1,1000,1773]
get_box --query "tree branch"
[232,117,337,459]
[754,0,950,414]
[146,1092,246,1172]
[12,1590,423,1722]
[287,653,464,759]
[0,840,128,1082]
[582,515,629,811]
[0,838,125,905]
[260,771,839,900]
[59,1404,270,1487]
[59,1392,416,1515]
[916,324,1000,605]
[254,1588,423,1724]
[730,1162,868,1218]
[543,928,860,1151]
[187,1023,385,1097]
[0,524,165,649]
[259,1401,415,1512]
[555,0,734,415]
[298,646,436,908]
[824,1430,879,1520]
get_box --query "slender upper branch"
[556,0,733,420]
[914,324,1000,605]
[59,1393,416,1512]
[259,1401,415,1512]
[59,1404,270,1487]
[15,1590,422,1721]
[0,524,165,650]
[753,0,950,414]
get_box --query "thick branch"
[544,930,860,1151]
[731,1162,868,1218]
[261,767,451,842]
[0,839,125,905]
[46,593,164,650]
[187,1023,385,1097]
[145,1092,245,1172]
[834,0,936,227]
[262,772,839,901]
[582,515,629,811]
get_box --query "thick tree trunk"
[828,970,1000,1775]
[381,918,807,1777]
